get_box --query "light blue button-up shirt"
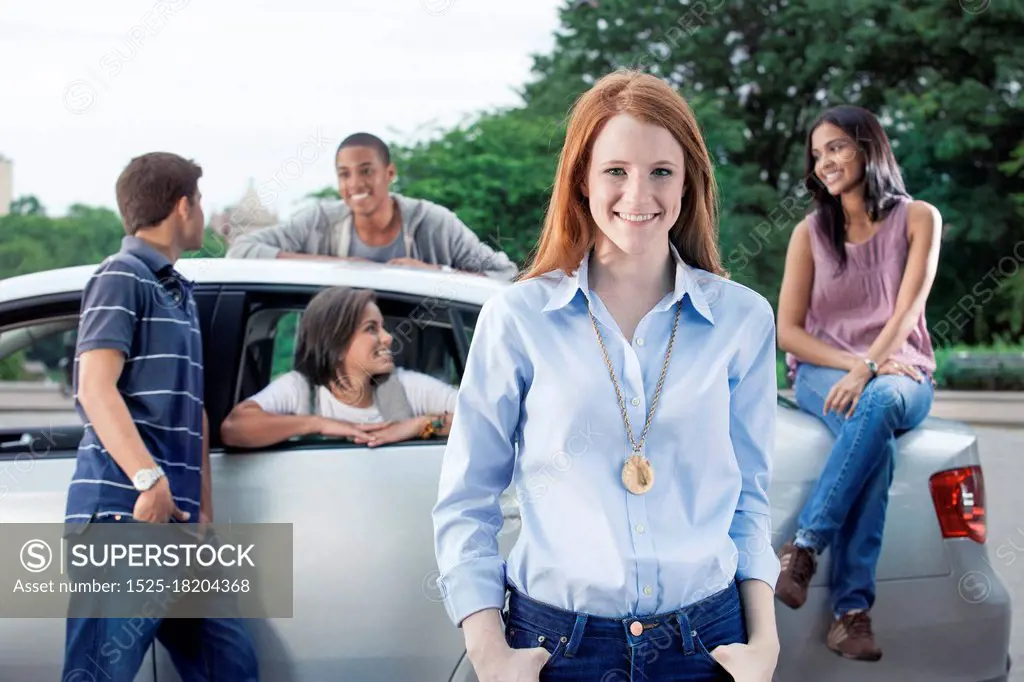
[433,245,780,627]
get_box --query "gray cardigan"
[225,193,519,281]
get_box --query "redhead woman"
[774,105,942,661]
[432,70,781,681]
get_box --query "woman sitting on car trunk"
[774,104,942,662]
[220,286,456,449]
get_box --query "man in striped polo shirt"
[63,152,259,681]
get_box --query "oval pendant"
[622,454,654,495]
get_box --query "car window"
[0,315,84,449]
[259,302,473,389]
[231,290,479,444]
[460,309,479,346]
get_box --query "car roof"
[0,258,508,307]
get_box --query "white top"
[247,368,458,424]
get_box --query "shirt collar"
[119,235,175,275]
[542,242,716,325]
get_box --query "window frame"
[219,283,481,454]
[0,286,223,459]
[0,293,88,460]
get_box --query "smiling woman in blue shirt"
[432,69,781,682]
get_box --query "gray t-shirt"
[348,226,408,262]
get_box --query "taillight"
[930,466,986,544]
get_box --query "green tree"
[389,109,564,266]
[0,205,123,279]
[9,195,46,216]
[519,0,1024,341]
[305,187,340,201]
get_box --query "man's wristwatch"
[862,357,879,376]
[132,466,165,492]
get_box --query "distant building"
[210,179,279,243]
[0,155,12,217]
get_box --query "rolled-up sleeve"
[432,292,529,626]
[443,210,519,282]
[225,203,323,259]
[727,297,781,588]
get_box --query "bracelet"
[862,357,879,376]
[420,416,445,439]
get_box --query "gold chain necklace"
[587,300,681,495]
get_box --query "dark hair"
[293,287,378,391]
[804,105,909,271]
[336,132,391,166]
[115,152,203,235]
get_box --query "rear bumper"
[775,539,1012,682]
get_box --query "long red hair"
[520,69,724,280]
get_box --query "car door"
[0,283,219,681]
[148,284,474,681]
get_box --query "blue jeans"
[62,518,259,682]
[504,581,745,681]
[792,363,934,616]
[63,615,259,682]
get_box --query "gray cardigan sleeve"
[442,211,519,281]
[225,203,328,259]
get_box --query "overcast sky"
[0,0,562,218]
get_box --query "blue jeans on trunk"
[792,363,934,616]
[504,581,745,681]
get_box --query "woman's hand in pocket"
[471,641,549,682]
[709,636,779,682]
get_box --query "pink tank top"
[785,197,936,381]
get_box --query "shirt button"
[631,397,640,407]
[636,524,646,534]
[636,337,645,346]
[643,585,653,596]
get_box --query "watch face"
[134,468,160,490]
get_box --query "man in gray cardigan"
[226,133,519,281]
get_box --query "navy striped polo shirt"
[65,236,204,523]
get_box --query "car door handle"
[0,433,33,450]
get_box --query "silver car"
[0,259,1012,681]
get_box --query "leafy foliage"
[389,109,565,266]
[378,0,1024,349]
[4,0,1023,385]
[0,198,124,279]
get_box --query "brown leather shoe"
[827,611,883,661]
[775,542,817,609]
